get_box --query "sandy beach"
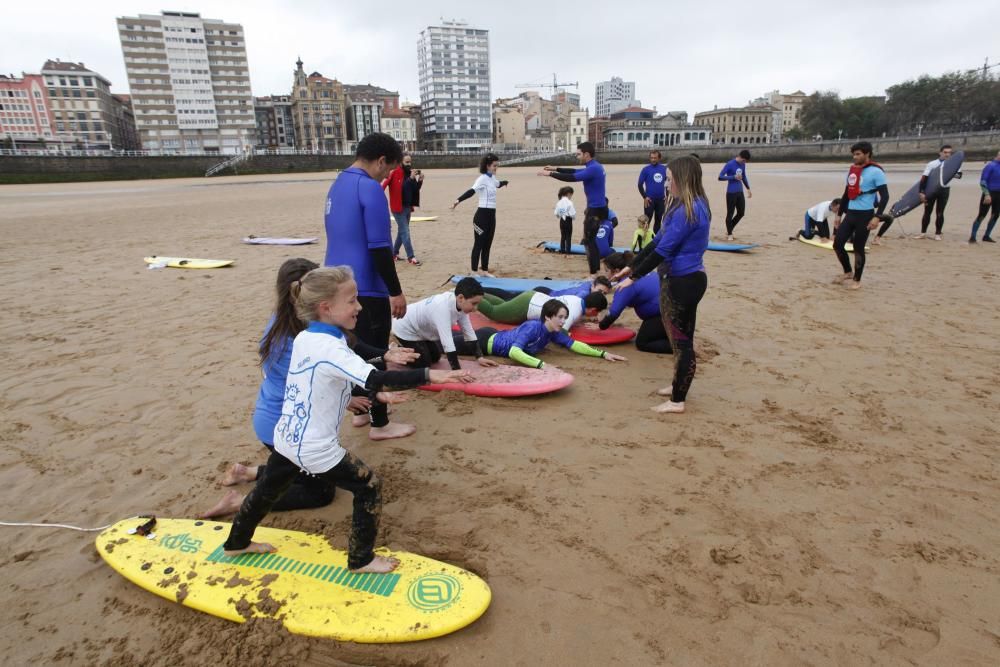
[1,161,998,666]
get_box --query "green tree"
[800,92,845,139]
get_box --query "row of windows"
[0,102,45,112]
[1,117,44,126]
[164,37,206,44]
[43,76,97,87]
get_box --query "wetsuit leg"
[224,450,301,550]
[476,291,534,324]
[315,452,382,570]
[583,206,608,275]
[355,296,391,427]
[635,316,672,354]
[934,189,950,234]
[660,272,707,402]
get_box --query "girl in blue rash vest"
[201,259,421,519]
[613,156,710,414]
[599,272,671,354]
[222,266,471,573]
[470,298,627,368]
[594,204,618,258]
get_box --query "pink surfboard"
[456,311,635,345]
[391,359,573,397]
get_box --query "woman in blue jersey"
[599,272,671,354]
[468,298,626,368]
[613,155,710,414]
[200,258,419,519]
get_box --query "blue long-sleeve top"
[630,198,710,279]
[252,319,291,447]
[549,282,591,300]
[981,160,1000,192]
[718,158,750,194]
[638,163,668,200]
[489,320,574,357]
[551,160,607,207]
[594,211,617,258]
[601,273,660,328]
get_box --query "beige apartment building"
[694,106,776,145]
[380,110,417,151]
[492,103,525,149]
[290,58,347,153]
[40,61,120,149]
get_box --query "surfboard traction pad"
[97,517,491,642]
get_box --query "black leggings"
[454,327,498,356]
[921,189,950,234]
[224,449,382,570]
[971,190,1000,240]
[660,272,707,402]
[725,192,746,235]
[834,209,873,281]
[583,206,608,275]
[256,459,335,511]
[645,198,666,234]
[355,296,391,427]
[559,216,573,253]
[472,208,497,271]
[636,316,672,354]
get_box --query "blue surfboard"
[449,274,584,292]
[539,241,758,254]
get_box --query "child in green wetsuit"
[477,290,607,331]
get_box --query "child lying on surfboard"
[460,298,627,368]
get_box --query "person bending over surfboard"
[613,156,710,414]
[463,298,626,368]
[391,277,500,370]
[223,266,470,573]
[476,289,608,332]
[599,272,671,354]
[792,199,841,242]
[969,149,1000,243]
[832,142,889,289]
[201,258,424,519]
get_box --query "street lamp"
[837,129,843,141]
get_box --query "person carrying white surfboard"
[222,266,470,573]
[833,142,889,289]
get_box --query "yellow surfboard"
[797,236,869,252]
[144,256,235,269]
[410,216,438,222]
[97,517,490,642]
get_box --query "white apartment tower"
[417,20,491,151]
[595,76,637,117]
[116,11,256,153]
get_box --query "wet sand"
[1,162,998,666]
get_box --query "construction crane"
[514,73,578,95]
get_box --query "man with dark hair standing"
[324,132,413,439]
[718,149,752,240]
[833,141,889,290]
[914,145,955,241]
[638,150,668,234]
[539,142,607,278]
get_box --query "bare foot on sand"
[352,413,370,428]
[221,462,258,486]
[224,541,276,557]
[651,400,685,414]
[199,489,245,519]
[369,422,416,441]
[351,555,400,573]
[656,386,674,398]
[846,281,863,290]
[832,272,852,284]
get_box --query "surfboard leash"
[0,514,155,534]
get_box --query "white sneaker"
[726,235,735,241]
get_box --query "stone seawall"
[2,131,997,184]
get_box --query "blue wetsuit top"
[568,160,607,208]
[609,272,660,321]
[252,318,290,447]
[638,163,668,200]
[719,159,750,194]
[980,160,1000,191]
[648,199,711,277]
[323,166,393,298]
[489,320,574,357]
[549,282,592,300]
[595,216,616,258]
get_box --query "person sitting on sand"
[476,289,608,332]
[465,298,627,368]
[221,266,470,573]
[200,258,421,520]
[391,277,500,370]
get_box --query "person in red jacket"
[381,154,424,265]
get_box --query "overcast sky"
[2,0,996,116]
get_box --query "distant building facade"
[603,107,711,149]
[0,73,56,147]
[117,11,256,153]
[595,76,638,117]
[111,94,141,150]
[492,102,526,149]
[345,94,383,150]
[254,95,295,148]
[380,109,417,151]
[588,115,610,151]
[417,20,492,151]
[568,110,588,149]
[290,58,347,152]
[694,106,775,145]
[41,61,120,149]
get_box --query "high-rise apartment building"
[417,20,491,151]
[41,61,120,149]
[595,77,638,118]
[117,11,256,153]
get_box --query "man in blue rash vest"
[969,149,1000,243]
[324,132,413,438]
[718,149,752,240]
[539,142,608,278]
[832,141,889,289]
[638,150,668,233]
